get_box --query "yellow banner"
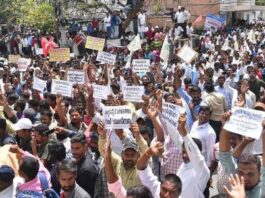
[8,55,21,64]
[85,36,105,51]
[49,48,70,62]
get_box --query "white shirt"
[175,10,190,23]
[104,16,111,27]
[190,121,216,167]
[138,13,146,26]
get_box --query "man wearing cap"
[13,118,33,153]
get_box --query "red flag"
[193,15,203,25]
[41,36,59,57]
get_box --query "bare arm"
[232,137,254,159]
[147,105,164,142]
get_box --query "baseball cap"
[13,118,32,131]
[122,139,139,153]
[0,165,15,182]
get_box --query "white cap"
[13,118,32,131]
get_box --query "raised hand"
[145,142,164,157]
[147,104,159,119]
[178,114,187,137]
[131,123,141,140]
[222,111,232,125]
[235,94,245,108]
[223,174,246,198]
[97,121,107,138]
[56,94,63,105]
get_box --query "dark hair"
[204,82,215,93]
[48,140,66,162]
[0,118,6,131]
[190,85,201,93]
[39,100,50,110]
[28,99,39,109]
[40,109,53,118]
[19,156,39,180]
[59,159,77,174]
[70,133,87,145]
[69,107,83,116]
[183,137,202,152]
[184,77,191,85]
[34,124,49,136]
[126,185,153,198]
[163,174,182,195]
[16,99,26,112]
[238,154,261,172]
[199,105,212,114]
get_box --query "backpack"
[16,172,60,198]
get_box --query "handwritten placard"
[96,51,116,65]
[36,48,44,55]
[51,79,73,97]
[8,55,21,64]
[85,36,105,51]
[177,45,198,63]
[224,107,265,139]
[132,59,150,77]
[33,76,46,92]
[67,70,85,84]
[49,48,70,62]
[122,86,144,102]
[18,58,31,72]
[103,106,132,129]
[92,84,110,100]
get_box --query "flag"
[160,35,170,64]
[41,36,59,57]
[127,34,142,52]
[193,15,203,25]
[221,38,230,51]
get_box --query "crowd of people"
[1,5,265,198]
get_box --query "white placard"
[51,79,73,97]
[18,58,31,72]
[103,106,132,129]
[67,70,85,84]
[33,76,46,92]
[92,84,110,100]
[127,34,142,52]
[36,48,43,55]
[96,51,116,65]
[132,59,150,77]
[224,107,265,139]
[122,86,144,102]
[177,45,198,63]
[0,79,4,93]
[162,102,186,140]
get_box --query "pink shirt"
[107,179,127,198]
[18,152,51,192]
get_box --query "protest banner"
[103,106,132,129]
[49,48,70,62]
[92,84,110,100]
[33,76,47,92]
[224,107,265,139]
[35,48,44,55]
[51,79,73,97]
[122,86,144,102]
[17,58,31,72]
[177,45,198,63]
[67,70,85,84]
[85,36,105,51]
[204,14,225,30]
[127,34,142,52]
[132,59,150,77]
[162,102,186,140]
[8,55,21,64]
[96,51,116,65]
[160,35,170,64]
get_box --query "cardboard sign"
[33,76,46,92]
[224,107,265,139]
[96,51,116,65]
[160,35,170,63]
[132,59,150,77]
[92,84,110,100]
[122,86,144,102]
[49,48,70,62]
[51,79,73,97]
[67,70,85,84]
[17,58,31,72]
[8,55,21,64]
[162,102,186,141]
[127,34,142,52]
[85,36,105,51]
[103,106,132,129]
[36,48,44,55]
[177,45,198,63]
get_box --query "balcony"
[256,0,265,6]
[221,0,265,11]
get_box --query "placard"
[127,34,141,52]
[51,79,73,97]
[36,48,44,55]
[96,51,116,65]
[162,102,186,140]
[122,86,144,102]
[160,35,170,63]
[132,59,150,77]
[85,36,105,51]
[177,45,198,63]
[49,48,70,62]
[17,58,31,72]
[103,106,132,129]
[67,70,85,84]
[8,55,21,64]
[33,76,46,92]
[92,84,110,100]
[224,107,265,139]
